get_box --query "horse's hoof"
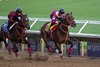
[59,54,64,59]
[29,56,32,60]
[48,52,53,55]
[60,56,64,60]
[17,56,20,59]
[48,47,53,52]
[67,55,72,57]
[8,52,12,55]
[67,53,72,57]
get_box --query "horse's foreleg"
[67,40,73,57]
[55,42,63,59]
[24,38,32,58]
[27,44,32,57]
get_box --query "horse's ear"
[70,12,72,15]
[25,14,27,16]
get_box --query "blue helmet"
[16,8,22,13]
[59,9,65,14]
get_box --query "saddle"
[45,22,59,33]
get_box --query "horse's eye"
[68,16,71,20]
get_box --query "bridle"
[59,14,71,34]
[14,15,29,37]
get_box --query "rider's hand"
[15,21,18,24]
[55,21,59,24]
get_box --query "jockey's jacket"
[50,10,59,24]
[8,11,21,23]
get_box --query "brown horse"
[41,12,76,58]
[0,14,32,59]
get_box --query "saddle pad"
[2,22,9,33]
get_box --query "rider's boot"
[48,28,51,33]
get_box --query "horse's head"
[20,14,30,30]
[62,12,76,27]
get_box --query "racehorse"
[0,14,32,59]
[41,12,76,58]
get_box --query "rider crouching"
[7,8,23,32]
[49,9,65,32]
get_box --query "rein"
[15,25,25,37]
[14,15,27,37]
[59,23,70,43]
[59,14,71,42]
[59,22,69,34]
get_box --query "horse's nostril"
[71,23,76,27]
[27,27,30,30]
[73,24,76,27]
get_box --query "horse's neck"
[51,24,69,42]
[11,26,25,37]
[58,23,69,34]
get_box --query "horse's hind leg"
[42,32,53,52]
[43,38,53,52]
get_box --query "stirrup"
[8,30,10,34]
[48,28,51,33]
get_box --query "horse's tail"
[1,24,4,31]
[0,30,3,41]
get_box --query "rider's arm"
[9,16,15,22]
[8,13,16,23]
[51,16,59,24]
[8,11,19,23]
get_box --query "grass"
[0,0,100,34]
[0,0,100,20]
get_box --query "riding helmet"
[16,8,22,13]
[59,9,65,14]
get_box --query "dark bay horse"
[0,14,32,59]
[41,12,76,58]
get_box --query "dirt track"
[0,50,100,67]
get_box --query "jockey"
[7,8,23,32]
[49,9,65,32]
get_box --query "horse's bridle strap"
[59,24,68,34]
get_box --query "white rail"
[30,18,39,29]
[26,30,100,39]
[78,21,89,33]
[0,16,100,24]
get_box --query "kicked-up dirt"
[0,50,100,67]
